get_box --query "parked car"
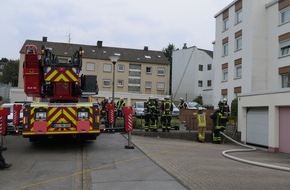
[172,103,180,117]
[133,102,145,117]
[187,102,205,110]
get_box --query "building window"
[86,62,95,71]
[157,82,165,90]
[145,81,152,89]
[236,36,242,51]
[128,86,140,92]
[128,64,141,93]
[103,79,111,87]
[222,69,228,81]
[236,9,243,24]
[280,38,290,57]
[280,7,290,24]
[207,64,212,70]
[281,45,290,56]
[235,65,242,78]
[199,65,203,71]
[146,67,152,74]
[157,67,165,76]
[198,80,203,87]
[103,64,112,72]
[118,64,125,72]
[223,18,229,31]
[282,73,290,88]
[117,80,124,87]
[223,43,228,56]
[207,80,212,87]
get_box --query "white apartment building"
[214,0,290,154]
[172,44,213,105]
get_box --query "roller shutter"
[246,107,268,147]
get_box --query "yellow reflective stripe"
[55,73,69,82]
[197,114,207,127]
[63,107,77,125]
[65,70,78,81]
[45,70,58,81]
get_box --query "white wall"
[172,46,213,105]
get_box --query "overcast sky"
[0,0,233,60]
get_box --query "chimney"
[183,43,187,49]
[144,46,148,51]
[97,41,103,48]
[42,36,47,42]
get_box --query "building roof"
[198,48,213,58]
[19,39,170,65]
[214,0,238,18]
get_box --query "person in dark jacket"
[0,146,12,170]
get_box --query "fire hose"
[220,132,290,172]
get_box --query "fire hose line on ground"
[220,132,290,172]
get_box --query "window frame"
[207,80,212,87]
[280,39,290,57]
[146,67,152,75]
[198,65,203,71]
[145,81,152,89]
[117,79,124,87]
[157,82,165,90]
[103,79,111,88]
[235,65,242,79]
[281,73,290,88]
[223,43,229,56]
[280,6,290,24]
[235,36,242,51]
[222,69,228,81]
[223,18,229,31]
[236,9,243,24]
[157,67,165,76]
[117,64,125,72]
[207,64,212,70]
[198,80,203,87]
[103,63,112,72]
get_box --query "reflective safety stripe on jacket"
[117,101,125,110]
[197,114,206,127]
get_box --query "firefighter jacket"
[117,100,125,111]
[197,113,206,128]
[161,100,173,115]
[146,100,157,114]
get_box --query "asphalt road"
[0,134,186,190]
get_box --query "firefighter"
[161,96,173,132]
[178,97,188,109]
[144,96,157,131]
[210,99,229,143]
[0,145,11,170]
[100,97,109,126]
[116,97,125,118]
[148,96,158,131]
[195,107,207,142]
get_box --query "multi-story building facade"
[14,37,170,104]
[214,0,290,154]
[172,44,213,105]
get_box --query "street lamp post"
[109,55,120,104]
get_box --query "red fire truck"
[22,45,100,142]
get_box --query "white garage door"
[246,107,268,147]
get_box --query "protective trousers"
[212,125,225,143]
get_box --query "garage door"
[246,107,268,147]
[279,107,290,154]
